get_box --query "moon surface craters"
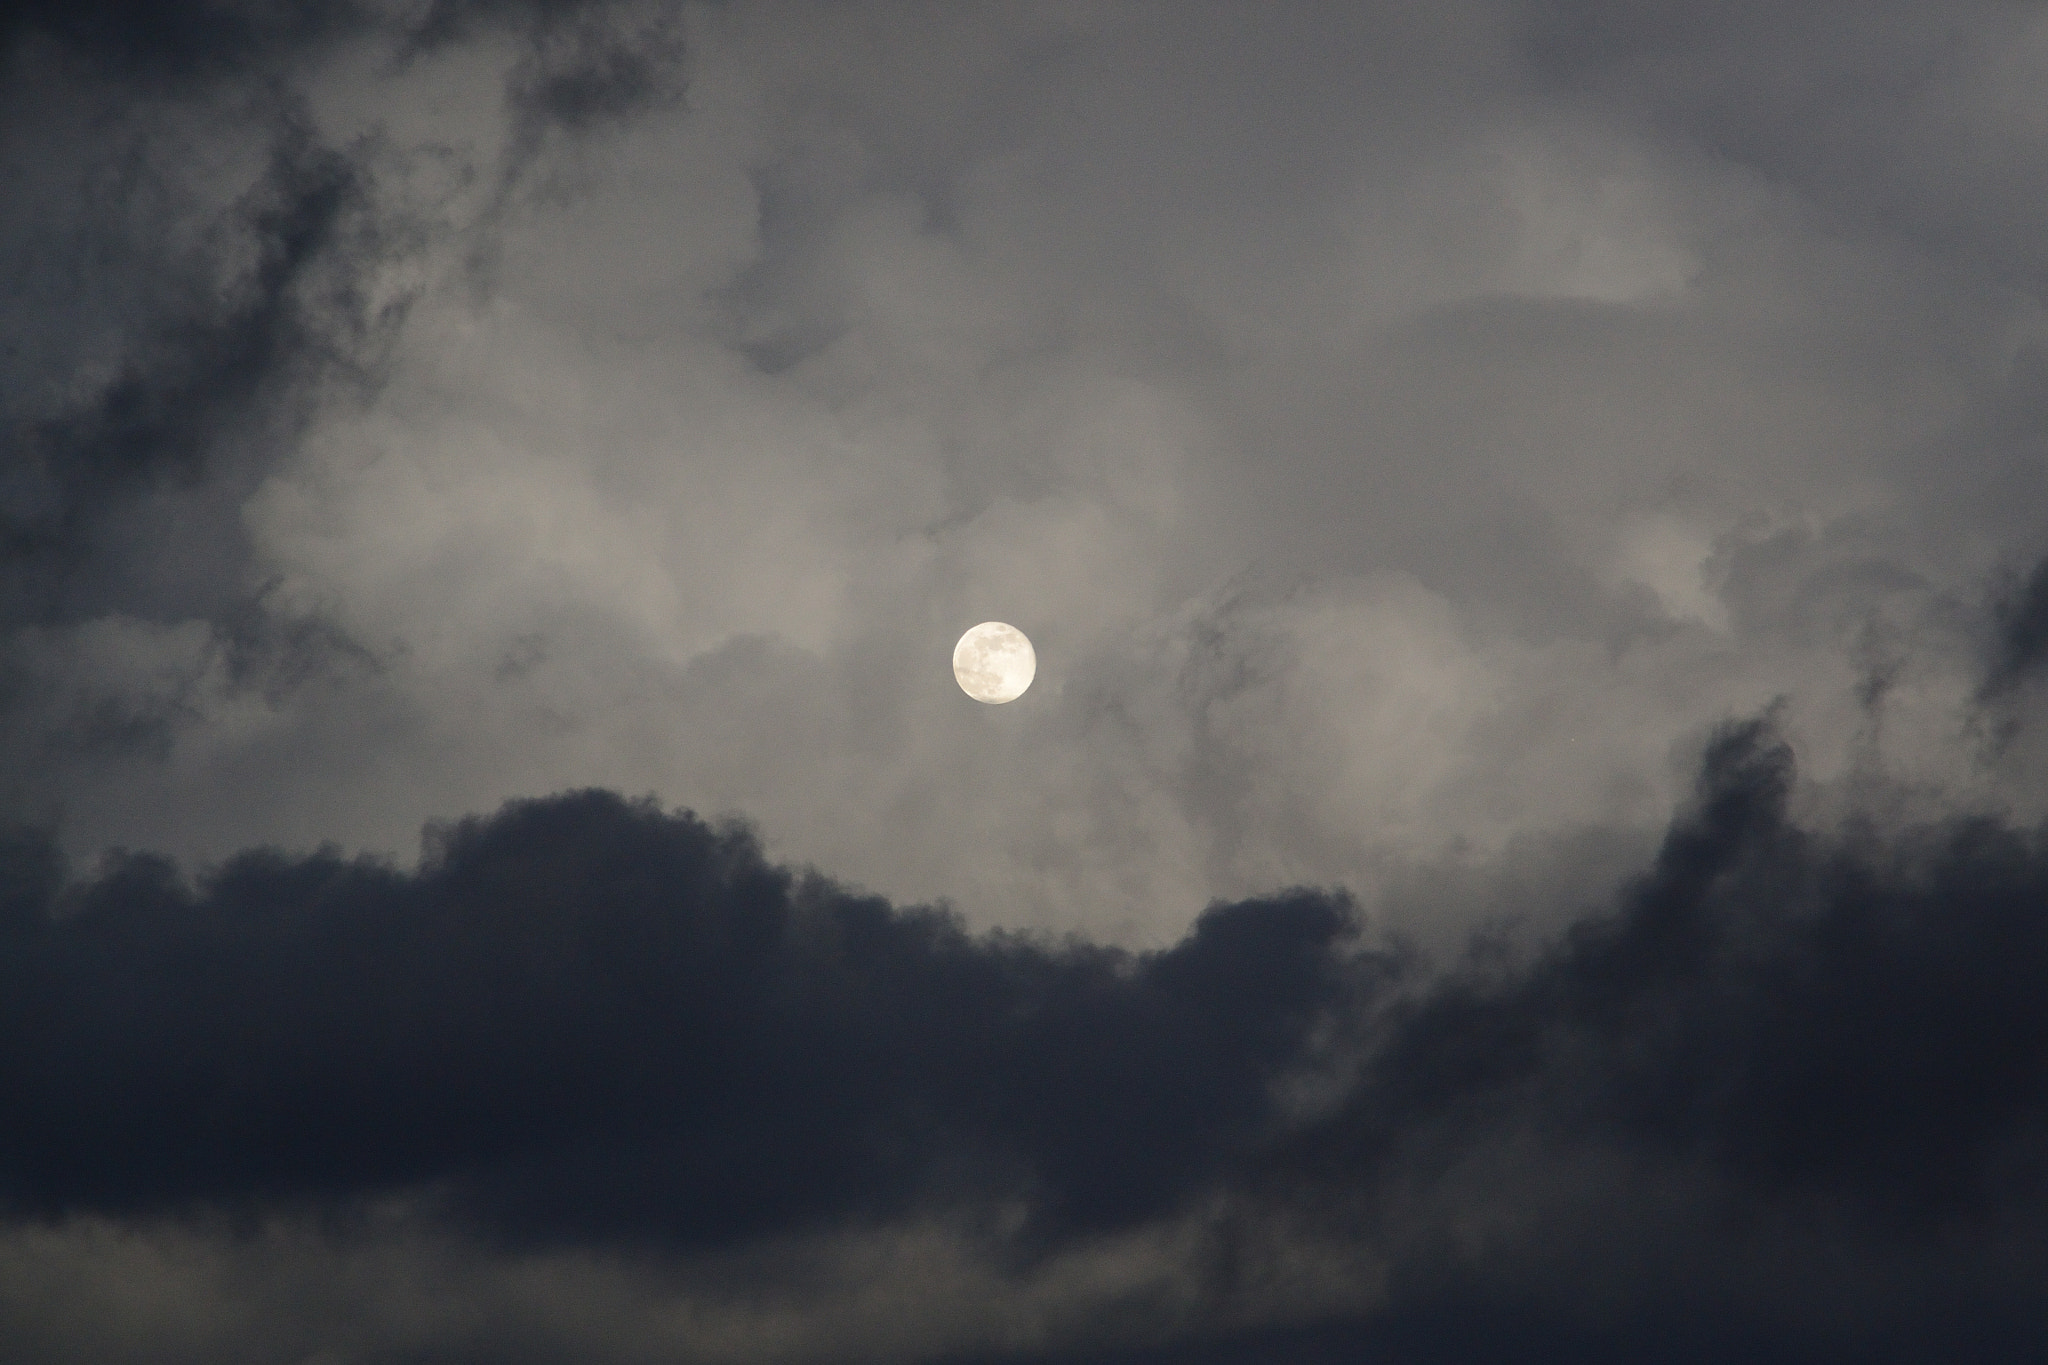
[953,622,1036,703]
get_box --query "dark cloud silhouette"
[0,789,1359,1249]
[1252,716,2048,1358]
[2,717,2047,1358]
[929,714,2048,1362]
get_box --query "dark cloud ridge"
[0,789,1361,1249]
[1293,716,2048,1219]
[2,716,2047,1345]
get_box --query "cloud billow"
[1296,716,2048,1217]
[0,788,1359,1247]
[0,718,2046,1357]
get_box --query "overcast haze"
[5,2,2048,1360]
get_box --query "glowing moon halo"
[953,622,1036,703]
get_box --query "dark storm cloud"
[1305,715,2048,1208]
[0,789,1359,1248]
[1256,716,2048,1360]
[949,716,2048,1362]
[3,715,2048,1357]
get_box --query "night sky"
[5,3,2048,1360]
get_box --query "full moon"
[953,622,1036,703]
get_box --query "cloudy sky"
[5,1,2048,1359]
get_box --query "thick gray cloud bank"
[6,0,2048,1359]
[3,719,2047,1362]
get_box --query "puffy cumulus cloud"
[0,719,2046,1360]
